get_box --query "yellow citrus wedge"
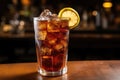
[58,7,80,29]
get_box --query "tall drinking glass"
[33,16,69,76]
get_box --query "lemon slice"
[58,7,80,29]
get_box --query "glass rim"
[33,17,70,21]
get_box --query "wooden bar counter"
[0,61,120,80]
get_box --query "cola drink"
[33,9,69,76]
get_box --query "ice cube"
[51,14,57,17]
[39,9,52,20]
[57,31,69,40]
[60,20,69,28]
[60,40,68,48]
[47,19,61,32]
[48,38,57,45]
[50,14,59,20]
[38,31,47,40]
[54,43,63,51]
[38,20,47,30]
[46,32,57,45]
[40,47,52,55]
[47,23,60,32]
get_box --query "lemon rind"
[58,7,80,29]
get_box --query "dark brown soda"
[36,19,69,72]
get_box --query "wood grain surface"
[0,61,120,80]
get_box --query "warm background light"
[92,11,98,16]
[103,2,112,8]
[21,0,31,6]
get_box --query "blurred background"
[0,0,120,63]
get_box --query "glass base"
[38,66,67,76]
